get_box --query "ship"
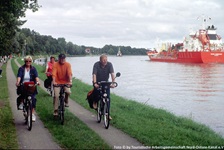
[147,17,224,63]
[117,47,122,57]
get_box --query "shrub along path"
[8,59,144,149]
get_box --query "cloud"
[22,0,224,48]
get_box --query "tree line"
[0,0,147,56]
[5,28,148,56]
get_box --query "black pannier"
[86,88,99,109]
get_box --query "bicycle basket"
[23,81,36,94]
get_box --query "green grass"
[0,62,19,149]
[71,79,224,146]
[14,58,224,146]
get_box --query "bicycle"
[53,84,72,125]
[18,81,37,131]
[97,72,120,129]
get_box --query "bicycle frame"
[23,94,33,131]
[53,84,72,125]
[97,81,117,129]
[20,81,37,131]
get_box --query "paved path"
[7,59,146,149]
[6,60,61,149]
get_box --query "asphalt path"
[7,59,146,149]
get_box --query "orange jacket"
[52,62,72,84]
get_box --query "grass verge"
[0,62,18,149]
[15,58,224,146]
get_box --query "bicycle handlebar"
[45,72,52,75]
[20,82,39,87]
[53,84,72,88]
[97,81,118,88]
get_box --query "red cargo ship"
[147,17,224,63]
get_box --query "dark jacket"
[17,64,39,94]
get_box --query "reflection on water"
[68,56,224,137]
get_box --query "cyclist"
[16,55,40,122]
[45,56,55,92]
[92,54,116,120]
[52,54,73,116]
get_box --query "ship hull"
[148,51,224,63]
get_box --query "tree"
[0,0,40,55]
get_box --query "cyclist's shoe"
[18,103,23,110]
[53,110,58,116]
[109,116,112,120]
[65,103,69,107]
[32,114,36,122]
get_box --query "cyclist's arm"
[68,75,73,85]
[35,77,40,85]
[110,73,116,88]
[111,72,115,82]
[52,76,57,85]
[67,63,73,85]
[16,77,21,86]
[92,74,99,88]
[45,62,49,73]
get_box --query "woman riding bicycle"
[16,55,40,122]
[45,56,55,88]
[92,54,116,120]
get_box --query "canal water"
[67,55,224,137]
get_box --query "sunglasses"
[25,61,32,62]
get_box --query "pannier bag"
[44,78,51,88]
[86,88,98,109]
[17,86,23,95]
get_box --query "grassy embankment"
[0,62,18,149]
[13,58,224,147]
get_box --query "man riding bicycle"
[92,54,116,120]
[52,54,73,116]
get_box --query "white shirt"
[23,69,30,83]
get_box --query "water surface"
[67,56,224,137]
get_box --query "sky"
[22,0,224,49]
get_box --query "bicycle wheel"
[103,99,110,129]
[59,97,64,125]
[27,100,32,131]
[97,100,102,123]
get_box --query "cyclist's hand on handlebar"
[110,82,118,88]
[53,81,57,86]
[16,82,20,86]
[94,83,99,89]
[110,83,116,88]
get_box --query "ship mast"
[197,14,211,30]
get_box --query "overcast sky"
[22,0,224,49]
